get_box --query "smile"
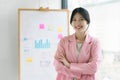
[75,26,83,29]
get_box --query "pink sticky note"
[58,34,63,39]
[39,24,45,29]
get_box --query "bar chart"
[35,39,50,48]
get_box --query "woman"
[54,7,102,80]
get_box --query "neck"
[75,32,86,43]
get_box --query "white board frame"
[18,9,69,80]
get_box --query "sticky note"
[39,24,45,29]
[58,34,63,39]
[26,57,32,62]
[24,37,27,41]
[58,27,63,32]
[24,49,29,52]
[48,26,54,31]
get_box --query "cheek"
[83,22,88,27]
[83,25,88,29]
[84,21,88,26]
[71,23,75,27]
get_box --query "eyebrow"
[73,17,84,19]
[80,17,84,18]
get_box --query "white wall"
[0,0,61,80]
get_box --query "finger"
[58,58,64,62]
[59,54,65,58]
[58,57,65,61]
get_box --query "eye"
[80,18,85,21]
[72,19,76,21]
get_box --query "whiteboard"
[18,9,69,80]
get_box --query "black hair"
[70,7,90,24]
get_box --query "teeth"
[74,26,82,29]
[76,26,81,29]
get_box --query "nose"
[75,20,81,25]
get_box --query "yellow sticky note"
[26,57,32,62]
[58,27,63,32]
[48,26,54,31]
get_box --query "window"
[68,0,120,80]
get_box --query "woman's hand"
[57,53,70,68]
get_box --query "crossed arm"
[54,38,102,78]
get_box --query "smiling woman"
[54,7,102,80]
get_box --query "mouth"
[75,26,83,29]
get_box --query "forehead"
[73,13,83,18]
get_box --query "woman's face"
[71,13,88,33]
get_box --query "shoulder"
[60,34,74,42]
[88,34,100,47]
[88,34,100,43]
